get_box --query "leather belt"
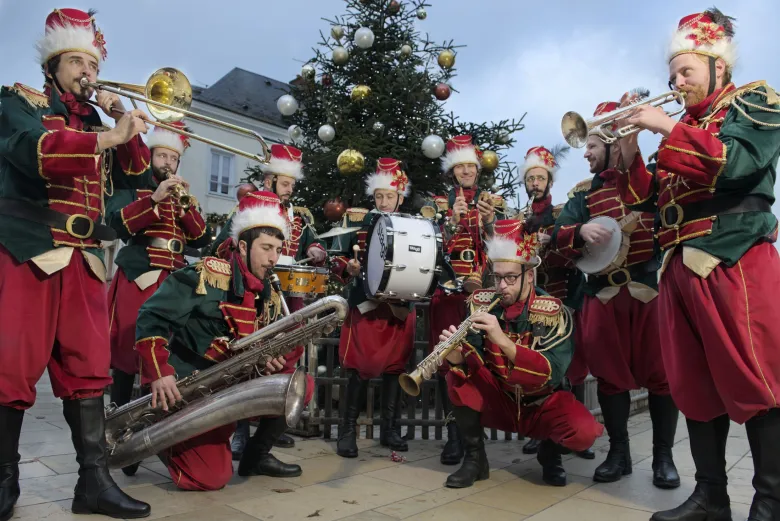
[591,262,658,288]
[660,195,771,229]
[130,235,201,257]
[0,198,116,241]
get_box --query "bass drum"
[363,213,442,302]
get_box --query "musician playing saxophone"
[105,121,211,476]
[517,145,593,461]
[552,102,679,490]
[134,191,314,491]
[439,220,602,489]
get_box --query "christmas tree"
[244,0,525,223]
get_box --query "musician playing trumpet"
[105,122,211,476]
[552,101,679,489]
[517,146,594,461]
[439,220,603,489]
[134,191,314,491]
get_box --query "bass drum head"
[575,216,623,274]
[365,214,391,297]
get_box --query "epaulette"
[529,295,563,327]
[8,83,49,109]
[293,206,314,225]
[712,80,777,114]
[552,203,565,219]
[468,288,497,313]
[345,207,369,223]
[567,177,593,199]
[194,256,231,295]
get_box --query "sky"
[1,0,779,213]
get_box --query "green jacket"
[134,255,282,384]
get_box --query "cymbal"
[317,226,362,239]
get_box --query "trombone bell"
[145,68,192,122]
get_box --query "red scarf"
[458,187,477,203]
[503,297,528,322]
[234,253,265,294]
[44,85,92,130]
[531,194,552,216]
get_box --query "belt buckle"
[607,268,631,287]
[167,239,184,254]
[459,249,476,262]
[65,214,94,240]
[660,202,684,229]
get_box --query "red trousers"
[428,290,469,376]
[566,310,589,386]
[0,246,111,409]
[579,289,669,396]
[167,373,315,491]
[660,242,780,424]
[448,367,603,451]
[108,269,168,375]
[339,304,416,379]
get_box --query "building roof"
[192,67,290,127]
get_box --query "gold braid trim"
[194,257,231,295]
[293,206,314,225]
[529,296,562,328]
[345,207,369,223]
[530,304,573,352]
[9,83,49,109]
[567,177,593,199]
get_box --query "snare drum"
[363,213,443,302]
[273,265,329,298]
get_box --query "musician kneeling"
[440,220,603,488]
[134,191,313,491]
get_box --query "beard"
[152,164,175,182]
[526,186,549,202]
[682,84,709,107]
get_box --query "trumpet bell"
[145,68,192,122]
[561,111,589,149]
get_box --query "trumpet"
[399,297,501,396]
[80,67,271,163]
[160,167,193,209]
[561,90,686,148]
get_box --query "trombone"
[80,67,271,163]
[560,90,686,148]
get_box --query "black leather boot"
[522,438,541,454]
[380,374,408,451]
[445,406,489,488]
[274,433,296,448]
[593,390,632,483]
[538,440,567,487]
[571,384,595,460]
[649,393,680,489]
[438,375,464,465]
[746,408,780,520]
[337,370,367,458]
[237,416,302,478]
[651,415,732,521]
[63,397,151,519]
[231,419,250,461]
[0,407,23,521]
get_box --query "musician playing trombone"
[614,8,780,521]
[105,122,211,477]
[134,191,314,491]
[552,100,680,490]
[439,220,603,489]
[0,8,157,519]
[517,145,594,461]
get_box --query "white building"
[104,67,291,278]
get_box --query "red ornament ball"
[387,1,401,15]
[434,83,451,101]
[323,198,347,222]
[236,182,257,201]
[321,73,333,87]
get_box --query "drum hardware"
[387,228,407,236]
[419,267,442,274]
[316,226,363,239]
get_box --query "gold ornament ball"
[438,49,456,69]
[481,150,499,171]
[350,84,372,102]
[337,149,365,175]
[332,46,349,65]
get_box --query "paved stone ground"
[11,374,756,520]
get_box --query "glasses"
[492,273,522,285]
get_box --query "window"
[209,150,234,196]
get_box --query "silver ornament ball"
[497,131,511,144]
[288,124,303,142]
[372,121,385,133]
[301,64,316,79]
[354,27,375,49]
[318,124,336,142]
[331,25,344,40]
[421,134,445,159]
[416,7,427,20]
[276,94,299,116]
[400,44,412,57]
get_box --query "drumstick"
[352,244,360,261]
[294,257,314,265]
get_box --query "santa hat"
[364,157,410,197]
[522,145,569,183]
[259,144,304,181]
[440,135,482,174]
[485,220,541,266]
[146,121,190,156]
[230,190,291,243]
[668,8,736,67]
[36,8,107,65]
